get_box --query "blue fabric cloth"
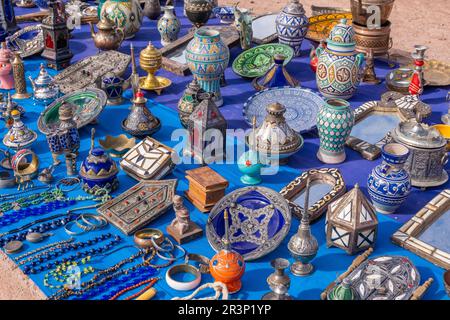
[1,2,449,300]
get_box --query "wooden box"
[184,166,229,213]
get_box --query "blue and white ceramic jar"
[157,5,181,46]
[79,143,119,194]
[316,19,365,100]
[101,75,126,105]
[367,143,411,214]
[275,0,309,57]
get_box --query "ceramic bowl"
[432,124,450,151]
[99,134,136,158]
[212,6,235,24]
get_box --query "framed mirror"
[392,189,450,270]
[252,13,278,44]
[345,92,431,160]
[160,26,240,76]
[279,168,345,222]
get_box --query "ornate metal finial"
[90,128,96,153]
[223,208,231,251]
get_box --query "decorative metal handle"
[442,153,448,166]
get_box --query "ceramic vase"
[157,6,181,46]
[143,0,161,20]
[367,143,411,214]
[185,28,230,107]
[238,150,263,185]
[234,7,253,50]
[275,0,309,57]
[100,0,143,39]
[316,98,354,164]
[316,19,365,100]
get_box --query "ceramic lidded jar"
[100,0,143,39]
[185,28,230,107]
[80,129,119,194]
[367,143,411,214]
[185,0,212,29]
[157,6,181,46]
[390,118,449,188]
[177,78,206,128]
[275,0,309,57]
[316,98,354,164]
[316,19,365,100]
[248,102,304,165]
[3,110,37,149]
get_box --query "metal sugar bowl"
[29,63,60,105]
[391,117,448,188]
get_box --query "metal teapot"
[28,63,59,105]
[89,15,125,51]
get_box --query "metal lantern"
[326,184,378,255]
[185,97,227,164]
[41,0,73,70]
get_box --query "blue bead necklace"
[22,234,123,275]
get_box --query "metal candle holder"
[409,45,428,96]
[287,177,319,276]
[262,258,293,300]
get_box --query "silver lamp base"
[291,261,314,276]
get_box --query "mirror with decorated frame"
[392,189,450,270]
[346,92,431,160]
[252,13,278,44]
[279,168,345,222]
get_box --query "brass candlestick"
[287,177,318,276]
[12,53,31,99]
[138,41,171,95]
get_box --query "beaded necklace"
[109,277,159,300]
[49,247,173,300]
[44,256,95,290]
[14,238,75,262]
[22,234,122,275]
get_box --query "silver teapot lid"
[393,116,446,149]
[34,63,54,86]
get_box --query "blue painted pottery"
[252,54,300,91]
[206,186,291,261]
[316,19,365,100]
[367,143,411,214]
[101,75,126,105]
[79,147,119,194]
[34,0,50,10]
[275,0,309,57]
[212,6,234,24]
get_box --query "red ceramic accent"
[408,72,422,95]
[209,249,245,294]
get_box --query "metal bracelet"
[0,171,16,189]
[151,236,175,253]
[64,220,86,236]
[165,264,201,291]
[185,253,210,274]
[156,244,186,262]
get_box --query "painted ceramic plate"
[206,186,292,261]
[232,44,294,78]
[37,88,107,134]
[306,13,353,43]
[243,87,325,133]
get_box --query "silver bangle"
[156,244,186,261]
[166,264,201,291]
[151,236,174,253]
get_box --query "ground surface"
[223,0,450,62]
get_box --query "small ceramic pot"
[317,98,354,164]
[157,5,181,46]
[101,75,127,105]
[367,143,411,214]
[185,0,212,29]
[212,6,235,24]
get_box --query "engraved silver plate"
[53,51,131,94]
[206,186,292,261]
[6,25,44,58]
